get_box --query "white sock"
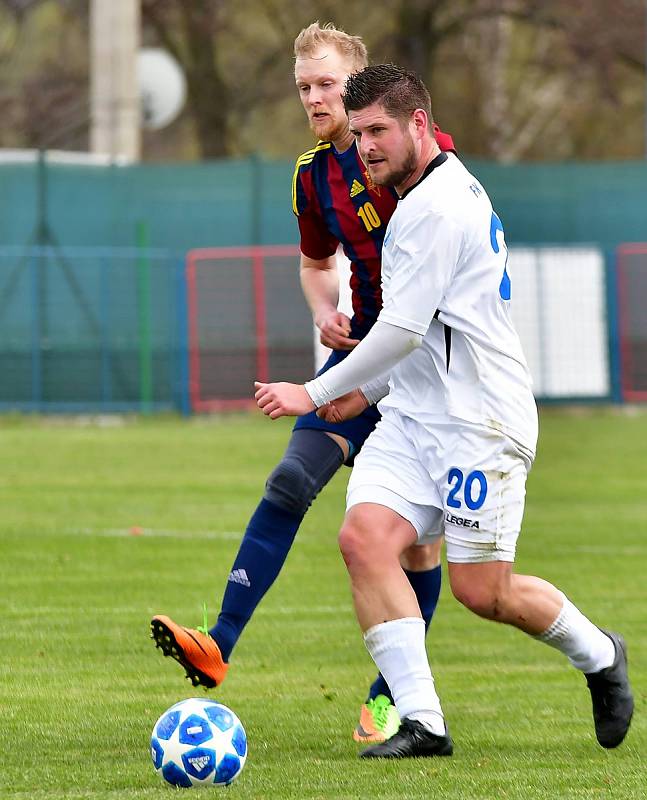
[364,617,445,736]
[534,594,616,673]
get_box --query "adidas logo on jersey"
[228,568,251,587]
[349,179,365,198]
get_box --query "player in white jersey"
[254,64,633,758]
[376,150,538,452]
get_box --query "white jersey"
[377,152,538,456]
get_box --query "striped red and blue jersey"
[292,126,455,339]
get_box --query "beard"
[309,113,346,143]
[370,134,417,188]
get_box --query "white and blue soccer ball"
[151,698,247,788]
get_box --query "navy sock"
[404,564,442,633]
[367,564,442,703]
[209,498,302,661]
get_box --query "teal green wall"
[2,157,646,252]
[470,160,647,249]
[1,155,644,411]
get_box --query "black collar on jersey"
[399,151,448,200]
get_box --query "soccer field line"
[42,528,647,557]
[0,603,354,617]
[546,544,647,557]
[69,527,244,540]
[255,604,352,616]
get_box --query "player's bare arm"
[254,381,315,419]
[316,389,369,423]
[300,253,360,349]
[254,321,421,419]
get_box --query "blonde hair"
[294,22,368,72]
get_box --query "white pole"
[90,0,141,161]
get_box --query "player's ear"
[416,108,432,133]
[411,108,427,139]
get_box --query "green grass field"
[1,409,645,799]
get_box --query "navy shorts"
[293,348,381,465]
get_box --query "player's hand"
[316,389,369,423]
[317,311,360,350]
[254,381,315,419]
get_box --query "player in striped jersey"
[151,22,455,744]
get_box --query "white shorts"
[346,410,532,563]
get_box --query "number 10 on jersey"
[357,201,382,232]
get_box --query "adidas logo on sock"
[228,568,251,587]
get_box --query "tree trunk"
[179,3,228,159]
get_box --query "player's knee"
[339,520,369,574]
[264,456,316,516]
[339,511,396,576]
[450,580,500,620]
[263,430,344,516]
[338,509,384,572]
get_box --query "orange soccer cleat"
[353,695,400,743]
[150,614,229,689]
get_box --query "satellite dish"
[137,48,187,130]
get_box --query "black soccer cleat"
[585,630,634,748]
[359,718,453,759]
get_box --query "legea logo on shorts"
[445,512,480,529]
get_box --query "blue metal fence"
[0,246,188,413]
[0,242,635,413]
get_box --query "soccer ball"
[150,698,247,788]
